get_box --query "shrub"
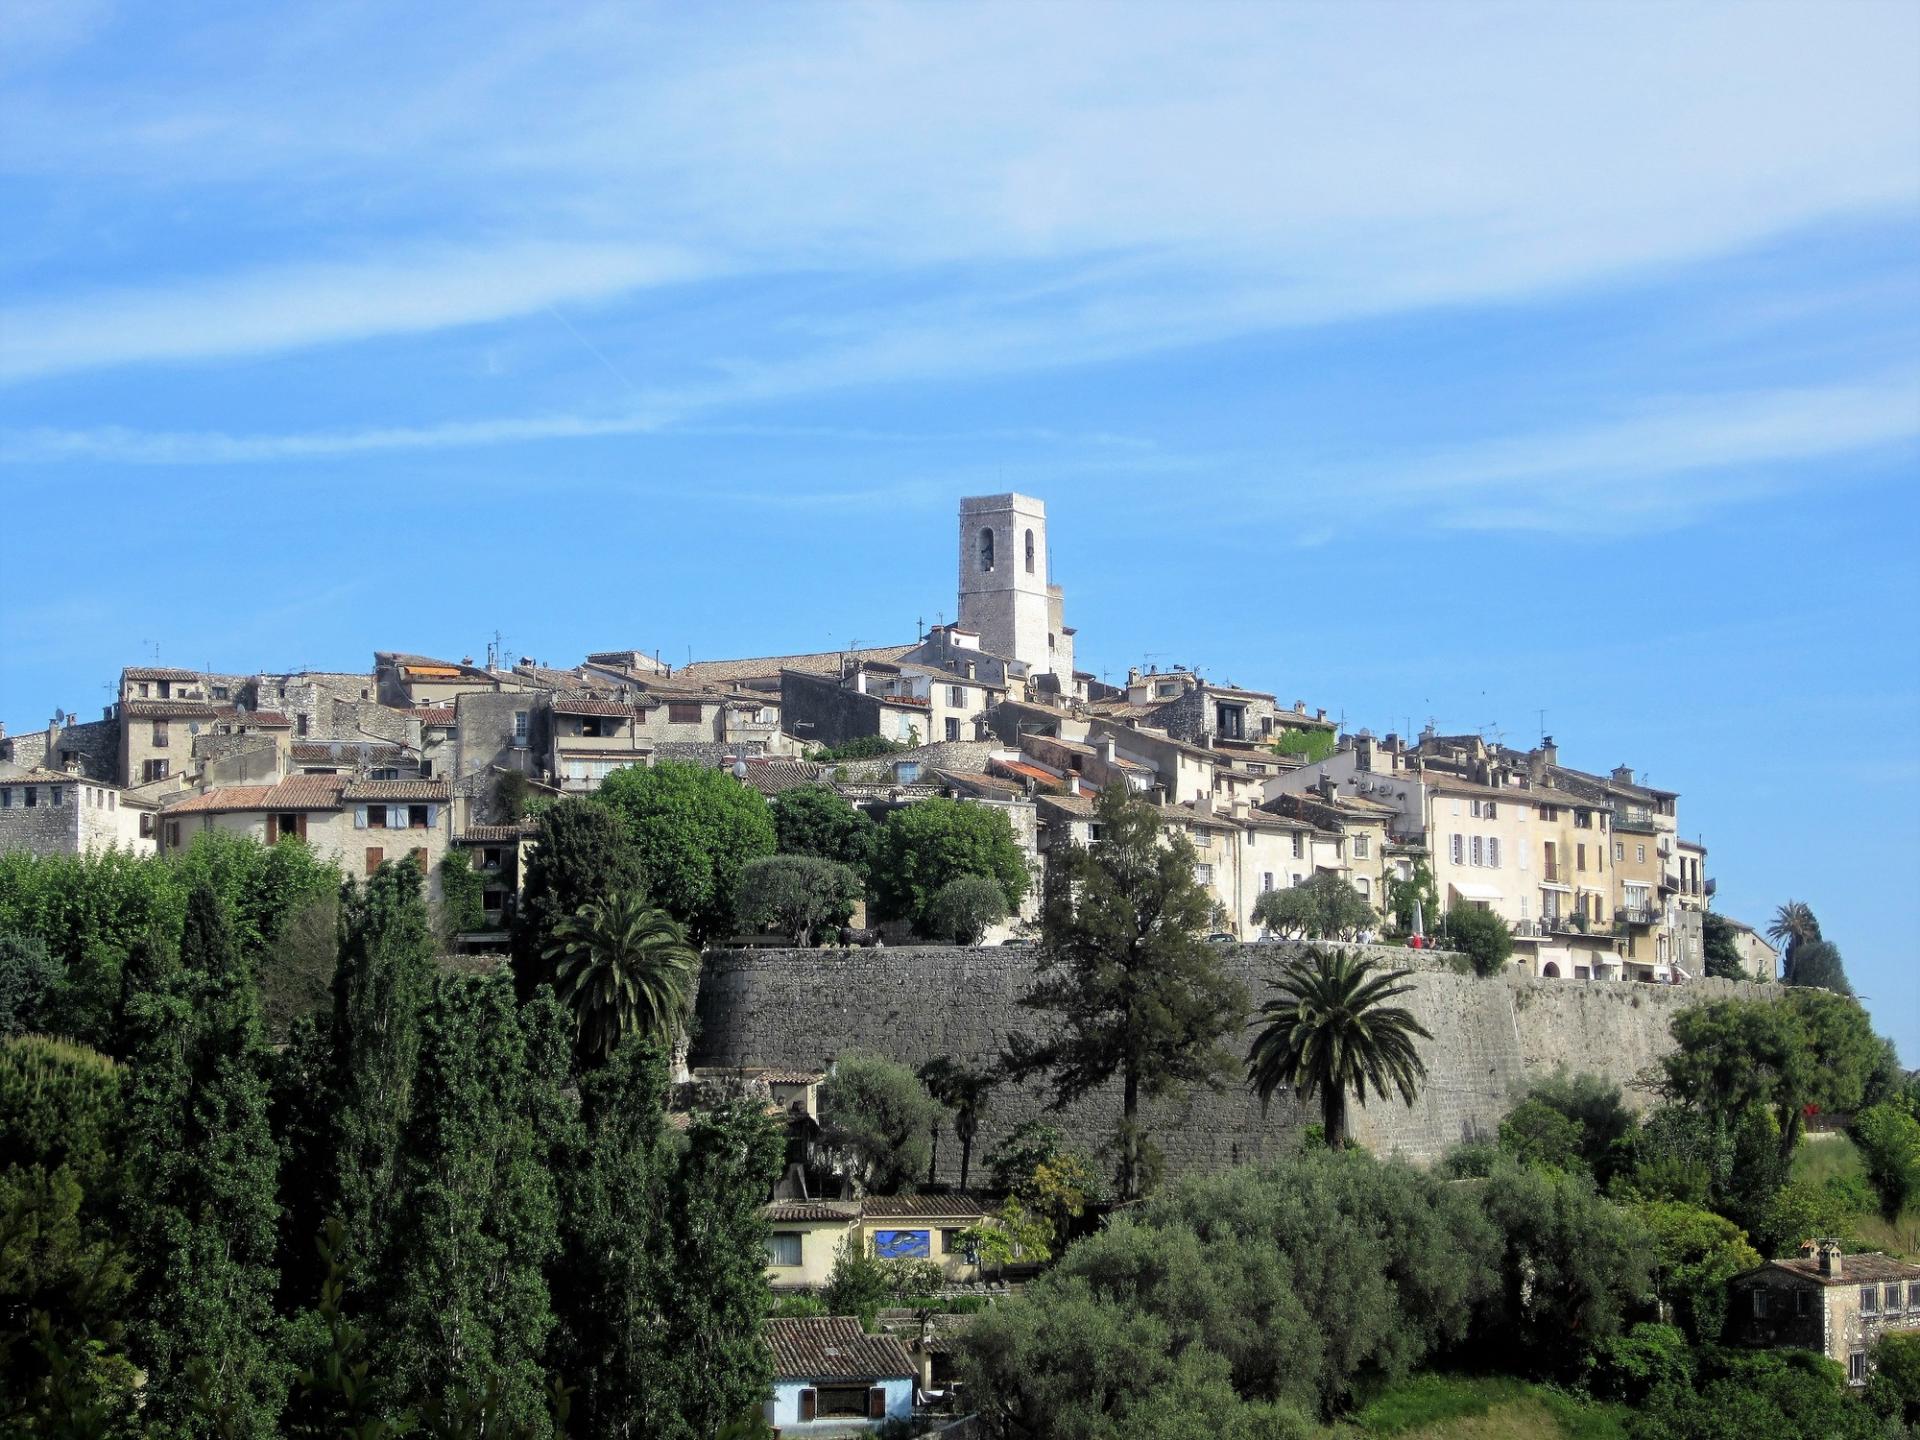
[1865,1331,1920,1425]
[925,875,1009,944]
[1498,1098,1585,1171]
[1250,872,1373,941]
[1437,906,1513,977]
[1589,1322,1695,1405]
[1851,1103,1920,1221]
[817,1051,942,1194]
[823,1239,942,1330]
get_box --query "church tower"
[957,493,1069,682]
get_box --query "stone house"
[0,711,119,783]
[1728,1243,1920,1384]
[449,820,538,940]
[1721,917,1780,983]
[780,668,933,751]
[0,765,156,858]
[763,1315,915,1433]
[117,666,230,792]
[374,652,543,709]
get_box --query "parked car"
[999,936,1036,948]
[1204,932,1237,945]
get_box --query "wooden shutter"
[798,1388,816,1421]
[868,1386,886,1419]
[297,814,308,842]
[365,847,383,876]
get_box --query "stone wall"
[689,943,1778,1178]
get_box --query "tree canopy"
[818,1051,942,1194]
[767,785,875,877]
[868,797,1030,933]
[732,854,861,946]
[596,762,776,944]
[512,798,645,995]
[1250,872,1374,941]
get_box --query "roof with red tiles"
[763,1317,914,1383]
[858,1194,991,1221]
[340,779,452,803]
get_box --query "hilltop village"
[0,491,1771,988]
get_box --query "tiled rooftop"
[340,778,452,802]
[763,1316,915,1383]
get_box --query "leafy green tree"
[1701,912,1747,980]
[926,874,1010,945]
[381,971,559,1437]
[168,828,341,965]
[0,932,59,1036]
[546,891,700,1066]
[1786,938,1851,995]
[0,1036,137,1435]
[1631,1346,1886,1440]
[513,797,645,996]
[1249,872,1374,941]
[818,1051,942,1194]
[1865,1331,1920,1426]
[1477,1157,1655,1378]
[1498,1097,1585,1170]
[1006,784,1246,1199]
[0,847,184,979]
[767,785,875,877]
[1852,1103,1920,1220]
[984,1120,1104,1250]
[1246,948,1431,1151]
[869,797,1030,934]
[329,860,436,1282]
[1588,1322,1695,1406]
[1384,861,1439,937]
[1632,1200,1760,1343]
[661,1103,785,1440]
[120,882,284,1437]
[918,1056,998,1190]
[552,1036,676,1439]
[1436,905,1514,977]
[595,762,775,944]
[732,855,860,946]
[807,735,909,762]
[436,850,487,938]
[822,1240,943,1330]
[1508,1072,1637,1185]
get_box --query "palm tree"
[1766,901,1820,980]
[543,891,699,1065]
[917,1056,998,1191]
[1245,947,1433,1149]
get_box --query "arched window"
[1542,962,1560,979]
[1024,528,1036,574]
[979,527,995,572]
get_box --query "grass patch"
[1791,1134,1920,1259]
[1343,1375,1627,1440]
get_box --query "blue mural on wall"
[873,1229,930,1259]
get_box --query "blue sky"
[2,2,1917,1057]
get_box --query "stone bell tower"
[957,493,1069,682]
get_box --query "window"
[1195,862,1214,884]
[1156,682,1177,698]
[814,1386,875,1419]
[1577,843,1587,871]
[1193,830,1212,849]
[1886,1284,1903,1313]
[1450,833,1464,865]
[1614,842,1624,861]
[1486,800,1497,818]
[580,716,605,738]
[368,807,388,828]
[512,710,530,742]
[979,526,995,572]
[49,787,62,807]
[407,805,429,829]
[1024,527,1035,574]
[365,847,384,875]
[1851,1352,1869,1384]
[1575,809,1592,829]
[1636,844,1646,863]
[1795,1289,1813,1317]
[152,721,168,747]
[766,1233,802,1267]
[1539,805,1558,822]
[138,682,149,698]
[949,685,965,707]
[296,714,309,737]
[482,847,503,870]
[1471,836,1483,866]
[939,1227,967,1256]
[1262,873,1275,891]
[667,702,702,725]
[212,686,228,700]
[1356,877,1370,898]
[944,718,960,742]
[23,787,36,808]
[1488,837,1501,868]
[371,767,400,781]
[0,788,8,808]
[1292,833,1305,859]
[1471,798,1483,818]
[1353,835,1370,859]
[1860,1286,1879,1315]
[166,821,180,847]
[1751,1289,1770,1318]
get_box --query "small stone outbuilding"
[1727,1241,1920,1383]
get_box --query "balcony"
[1615,905,1660,927]
[1611,812,1658,835]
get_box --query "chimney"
[1540,735,1558,768]
[1230,796,1249,820]
[1612,764,1635,785]
[1067,773,1081,796]
[1318,771,1337,802]
[853,670,867,695]
[1818,1242,1842,1278]
[1798,1239,1819,1261]
[1098,736,1117,766]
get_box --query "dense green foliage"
[807,734,911,761]
[1384,860,1439,938]
[1789,937,1853,994]
[0,932,59,1035]
[1250,872,1375,940]
[1271,728,1338,764]
[1007,783,1246,1198]
[1246,947,1432,1149]
[1437,903,1515,976]
[868,796,1030,932]
[437,849,488,936]
[732,854,861,945]
[925,872,1010,943]
[918,1055,998,1190]
[595,761,776,943]
[818,1050,943,1194]
[767,784,875,877]
[545,890,699,1064]
[1853,1102,1920,1220]
[511,798,646,994]
[1701,911,1747,980]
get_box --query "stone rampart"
[689,943,1777,1177]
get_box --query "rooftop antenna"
[1536,708,1548,743]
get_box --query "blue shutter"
[355,806,368,829]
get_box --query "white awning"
[1449,881,1503,901]
[1538,881,1571,893]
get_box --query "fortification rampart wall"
[689,944,1777,1177]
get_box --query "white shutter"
[355,806,368,829]
[388,805,406,828]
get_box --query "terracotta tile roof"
[341,779,452,802]
[763,1317,914,1383]
[122,666,204,682]
[764,1201,859,1223]
[164,785,276,815]
[552,697,646,717]
[1748,1253,1920,1287]
[264,774,353,808]
[214,707,291,726]
[736,760,834,797]
[859,1194,991,1221]
[123,699,217,719]
[292,741,408,765]
[992,759,1056,785]
[408,706,456,724]
[0,766,94,787]
[455,823,537,843]
[757,1068,826,1085]
[676,644,917,687]
[936,770,1024,797]
[1037,792,1096,818]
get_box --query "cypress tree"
[329,863,435,1278]
[121,882,283,1437]
[380,971,559,1432]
